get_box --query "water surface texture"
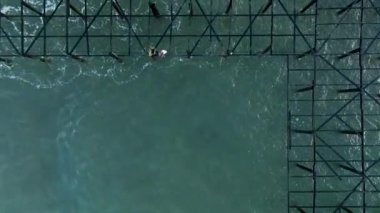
[0,54,287,213]
[1,0,298,211]
[4,0,379,212]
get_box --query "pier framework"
[1,0,380,212]
[287,0,380,212]
[0,0,316,59]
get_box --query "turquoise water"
[3,0,380,212]
[0,56,287,212]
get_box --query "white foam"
[45,0,58,12]
[1,6,20,14]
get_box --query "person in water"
[149,47,159,57]
[148,47,167,58]
[159,49,168,58]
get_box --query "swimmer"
[148,47,159,57]
[148,48,167,58]
[159,50,168,58]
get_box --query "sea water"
[0,0,294,212]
